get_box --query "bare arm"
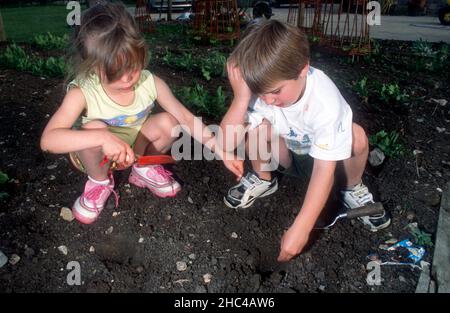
[154,75,243,178]
[40,87,134,164]
[219,62,253,152]
[278,159,336,262]
[41,87,104,153]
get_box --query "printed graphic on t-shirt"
[102,105,152,127]
[284,127,312,155]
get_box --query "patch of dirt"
[0,35,449,292]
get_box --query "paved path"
[269,9,450,43]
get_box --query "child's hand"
[222,152,244,181]
[101,131,135,167]
[227,61,252,102]
[277,225,310,262]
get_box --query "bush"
[0,43,66,77]
[33,32,68,51]
[175,83,228,120]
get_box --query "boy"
[219,20,390,262]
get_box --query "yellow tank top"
[68,70,157,131]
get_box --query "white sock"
[345,181,363,191]
[88,176,110,186]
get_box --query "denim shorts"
[277,151,314,179]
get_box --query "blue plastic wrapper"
[387,239,425,263]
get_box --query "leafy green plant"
[0,171,10,201]
[410,40,449,72]
[199,51,227,81]
[353,76,368,103]
[369,130,405,158]
[407,224,434,247]
[162,49,196,71]
[209,86,227,117]
[176,83,210,115]
[412,39,435,58]
[0,44,31,70]
[33,32,68,50]
[0,171,9,185]
[175,84,228,119]
[0,43,66,77]
[379,83,408,104]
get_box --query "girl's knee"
[161,112,179,127]
[352,123,368,154]
[158,113,179,137]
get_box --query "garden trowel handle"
[346,202,384,219]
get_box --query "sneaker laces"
[83,184,118,213]
[154,165,175,193]
[230,172,261,198]
[154,165,173,180]
[348,184,373,206]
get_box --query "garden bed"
[0,23,449,292]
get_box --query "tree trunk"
[167,0,172,21]
[0,12,6,42]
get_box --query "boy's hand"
[227,61,252,102]
[222,153,244,181]
[277,225,310,262]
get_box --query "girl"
[41,2,242,224]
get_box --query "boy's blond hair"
[229,20,310,95]
[68,2,148,83]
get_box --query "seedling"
[369,130,405,158]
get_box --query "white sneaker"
[341,183,391,232]
[224,171,278,209]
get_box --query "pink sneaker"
[72,175,118,224]
[129,164,181,197]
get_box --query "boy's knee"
[82,120,108,130]
[352,123,368,154]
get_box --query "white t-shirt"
[246,66,353,161]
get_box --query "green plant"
[410,40,449,71]
[33,32,68,50]
[379,83,408,104]
[0,43,66,77]
[0,44,31,69]
[175,84,228,119]
[210,86,228,117]
[412,39,435,58]
[407,224,434,247]
[0,171,10,201]
[353,76,368,103]
[369,130,405,158]
[200,51,227,81]
[176,83,210,115]
[162,49,196,71]
[0,171,9,185]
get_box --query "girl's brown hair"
[68,2,148,83]
[229,20,310,95]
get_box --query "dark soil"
[0,25,449,293]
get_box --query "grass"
[1,5,77,42]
